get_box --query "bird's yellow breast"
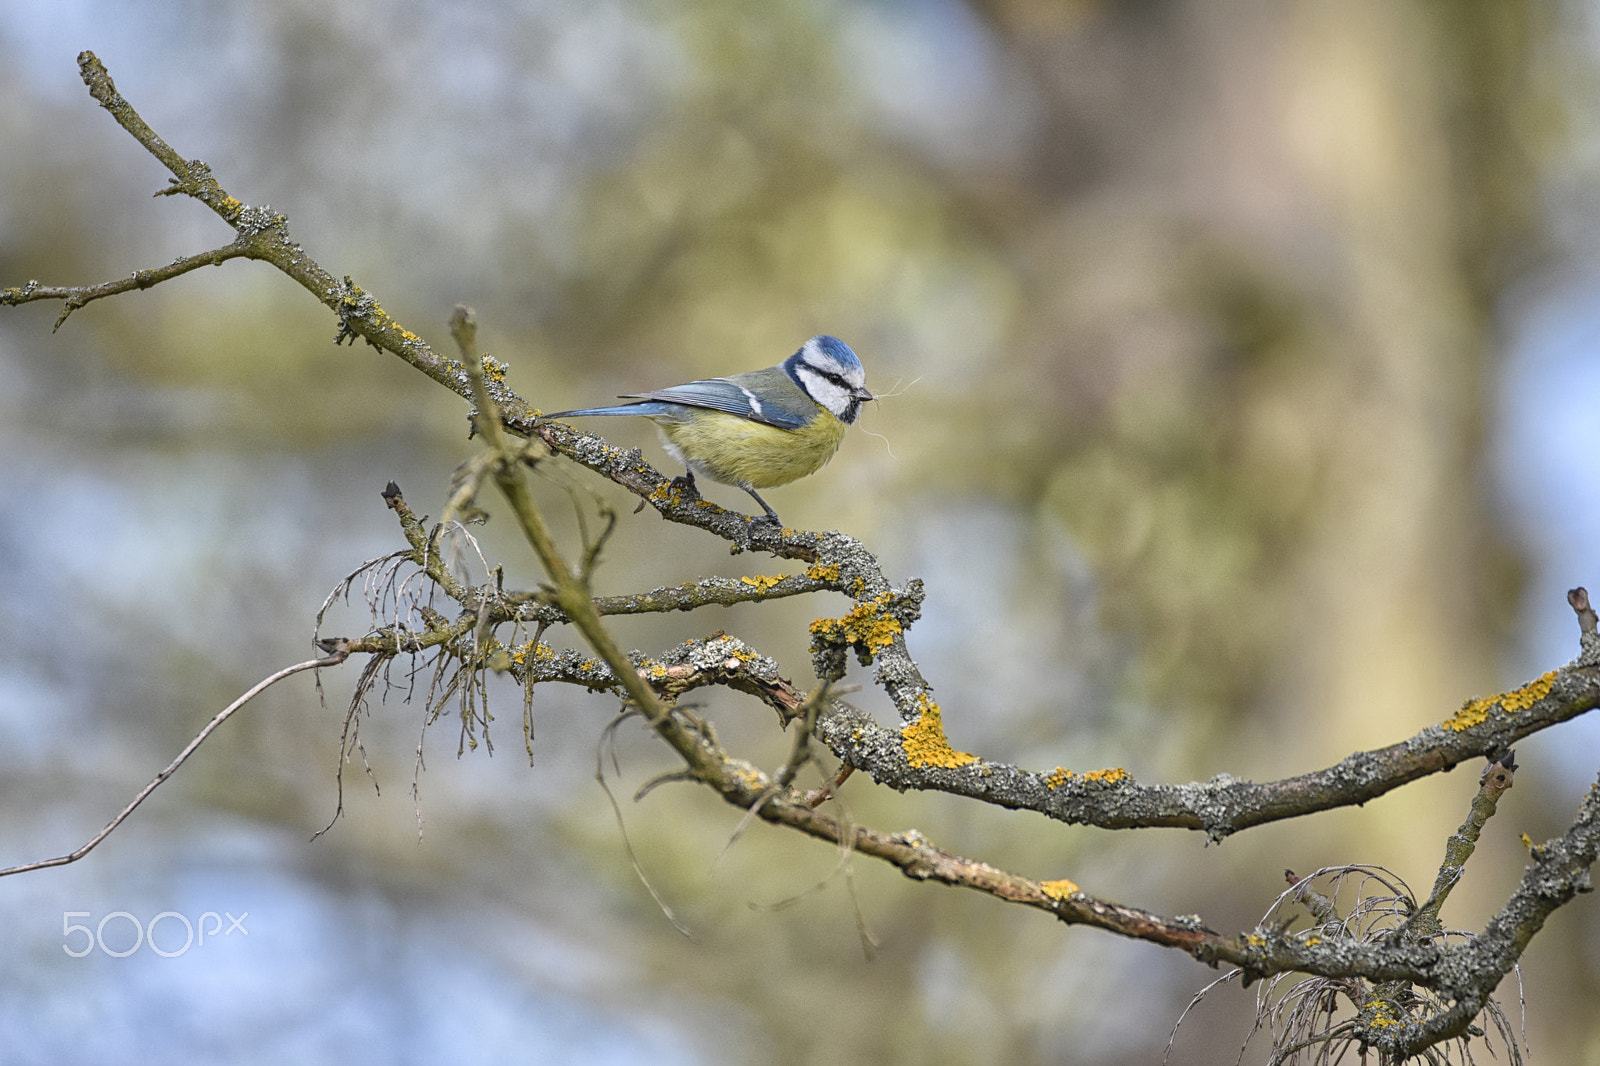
[654,409,849,489]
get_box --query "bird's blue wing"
[624,375,810,430]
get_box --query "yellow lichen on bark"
[511,640,553,666]
[1040,878,1079,900]
[809,592,903,656]
[1044,767,1076,789]
[900,693,976,769]
[1444,670,1556,731]
[1366,1004,1401,1029]
[729,763,770,791]
[1502,670,1556,710]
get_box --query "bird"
[543,335,872,525]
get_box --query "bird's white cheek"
[795,367,851,418]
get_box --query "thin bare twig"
[0,654,347,878]
[595,710,694,938]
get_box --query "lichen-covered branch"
[814,668,1599,839]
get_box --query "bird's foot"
[668,473,700,498]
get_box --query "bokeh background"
[2,1,1599,1062]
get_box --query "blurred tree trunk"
[972,0,1537,751]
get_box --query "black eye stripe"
[804,365,853,389]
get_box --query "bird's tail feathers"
[544,401,675,419]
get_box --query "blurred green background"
[3,1,1600,1062]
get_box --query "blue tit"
[544,335,872,525]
